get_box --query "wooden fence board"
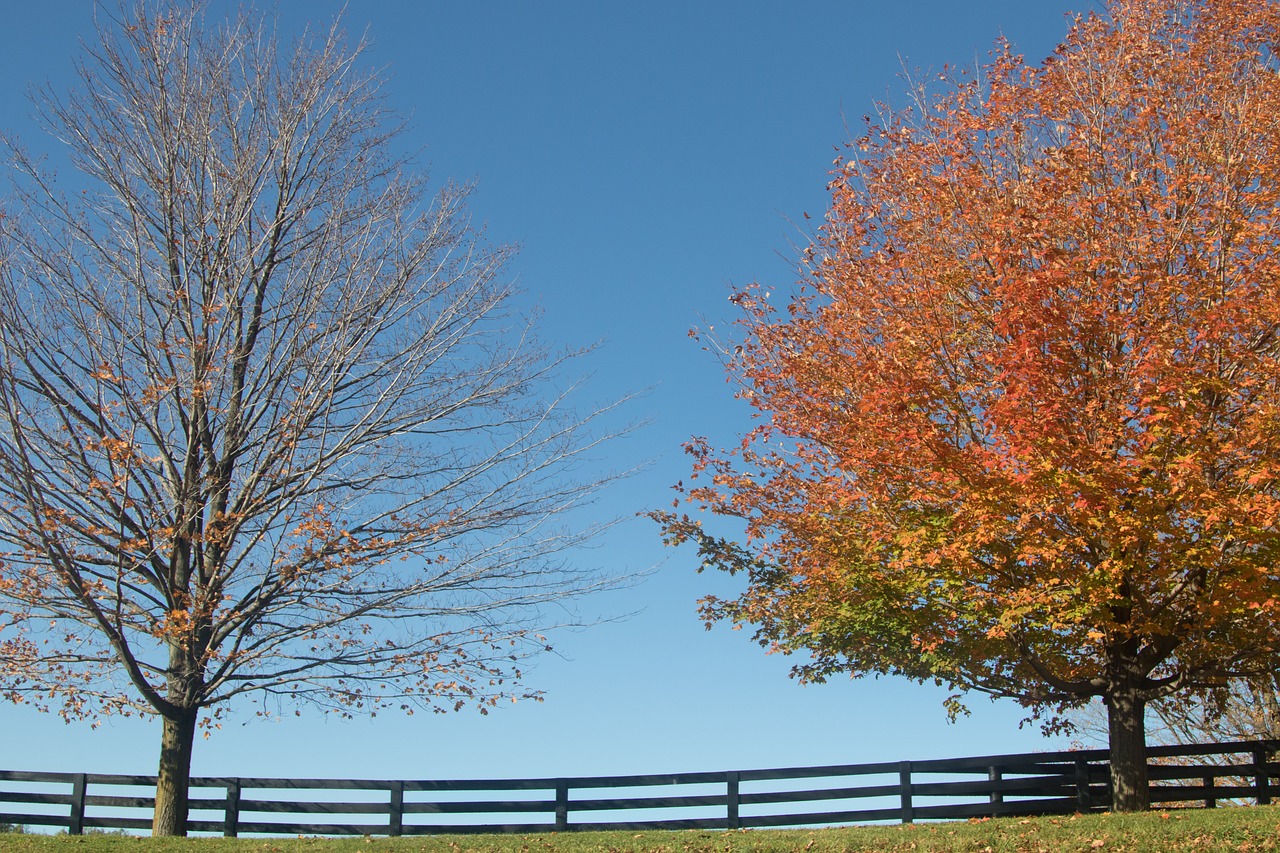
[402,779,556,793]
[0,812,69,828]
[1166,782,1257,796]
[229,821,392,836]
[569,793,727,812]
[83,795,154,809]
[0,790,72,806]
[740,783,903,805]
[566,818,727,832]
[399,822,560,835]
[83,816,153,831]
[236,799,390,815]
[0,738,1274,837]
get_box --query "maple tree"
[655,0,1280,812]
[0,2,622,836]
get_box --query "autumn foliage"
[656,0,1280,811]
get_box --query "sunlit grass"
[3,806,1280,851]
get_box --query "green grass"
[3,808,1280,852]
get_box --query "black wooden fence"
[1,739,1275,836]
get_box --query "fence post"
[726,771,740,830]
[68,773,87,836]
[1255,745,1272,806]
[554,780,569,831]
[389,780,404,837]
[899,761,913,824]
[1074,759,1092,811]
[988,766,1003,808]
[223,779,241,837]
[1202,774,1216,809]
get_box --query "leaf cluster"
[659,0,1280,723]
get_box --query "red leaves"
[662,0,1280,722]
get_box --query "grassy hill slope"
[4,806,1280,852]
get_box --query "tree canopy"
[0,2,623,835]
[656,0,1280,812]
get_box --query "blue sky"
[0,2,1093,783]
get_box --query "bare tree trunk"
[1107,686,1149,812]
[152,706,198,837]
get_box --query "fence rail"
[1,739,1275,836]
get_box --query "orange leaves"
[662,0,1280,729]
[84,435,145,472]
[89,362,122,384]
[153,609,194,642]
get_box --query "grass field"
[2,807,1280,852]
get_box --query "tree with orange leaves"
[655,0,1280,812]
[0,2,623,836]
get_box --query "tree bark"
[1107,686,1150,812]
[152,706,198,837]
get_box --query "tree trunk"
[1107,686,1149,812]
[152,706,198,836]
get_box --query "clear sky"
[0,1,1095,784]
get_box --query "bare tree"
[1147,679,1280,747]
[0,2,625,836]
